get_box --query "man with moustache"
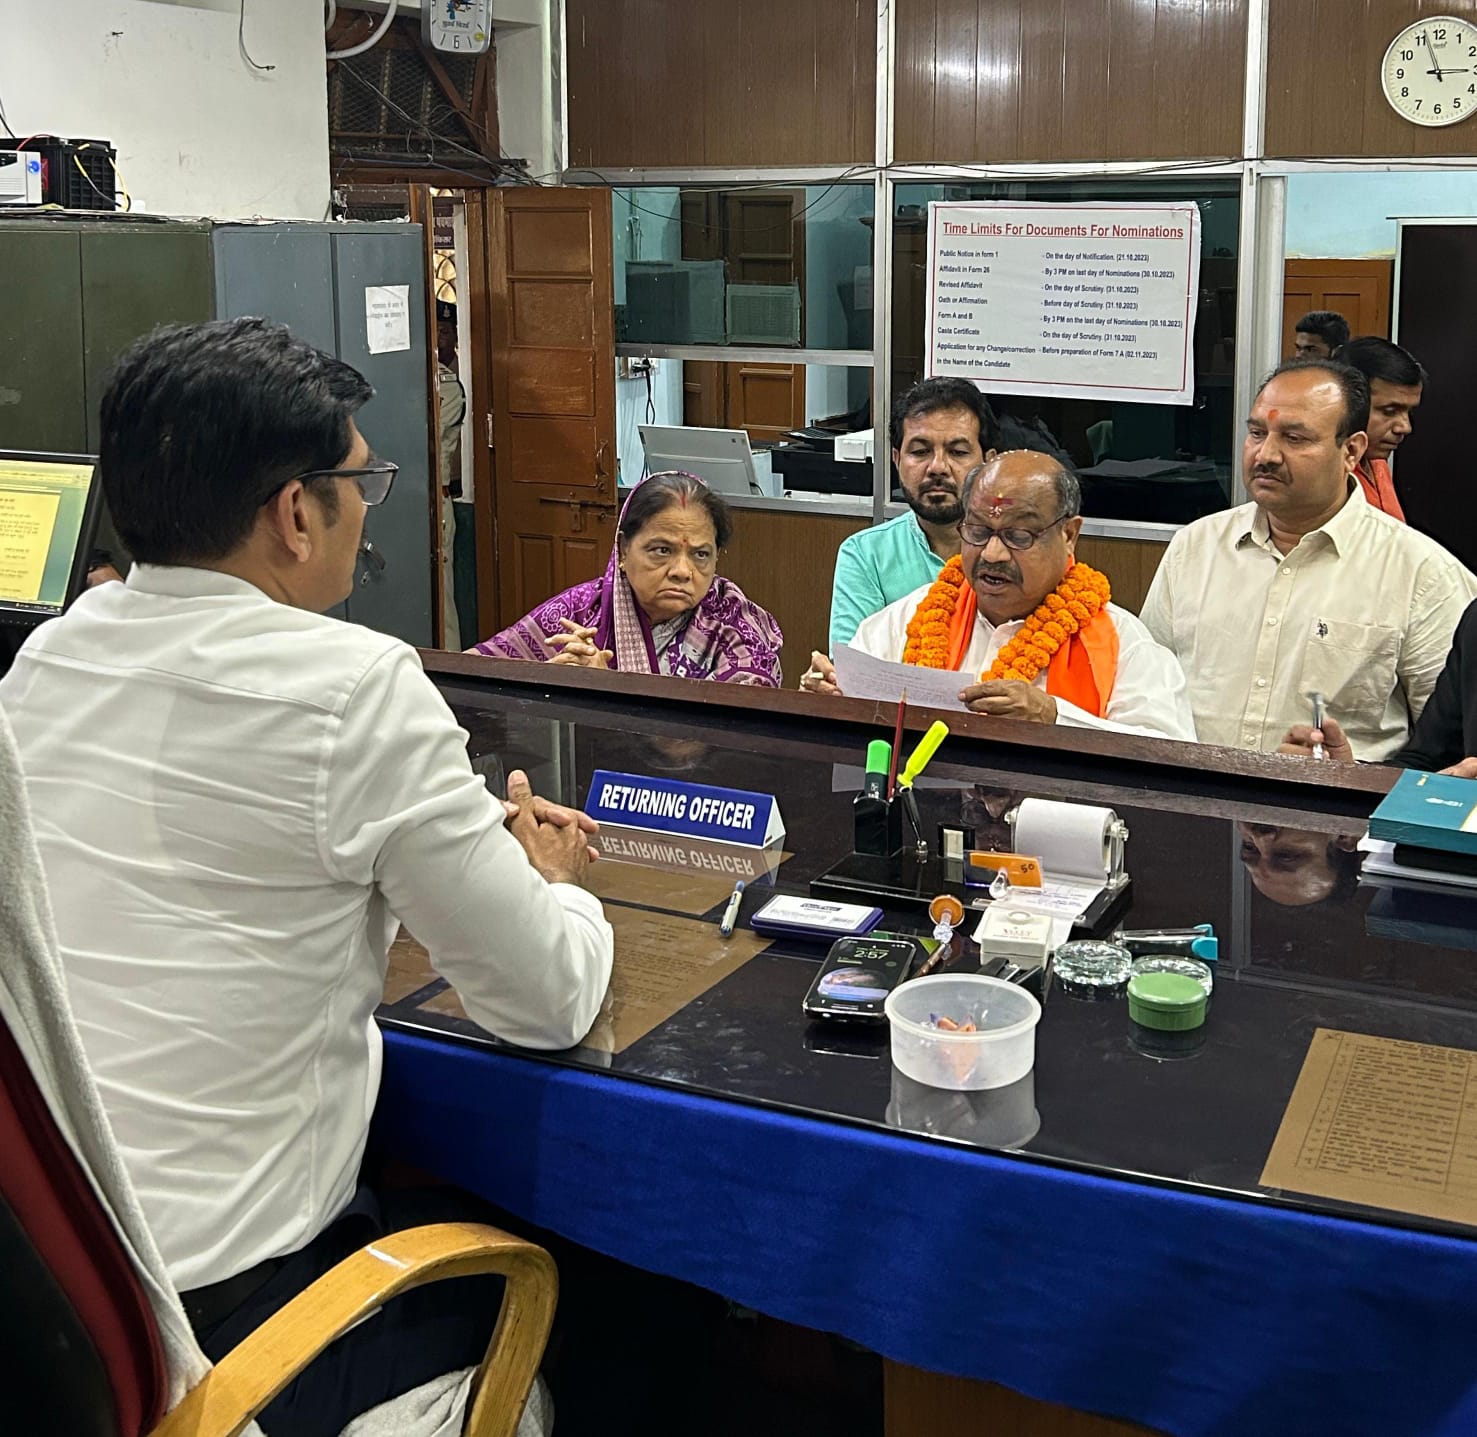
[1340,336,1425,522]
[804,451,1195,740]
[827,377,1000,649]
[1142,359,1475,759]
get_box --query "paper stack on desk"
[1358,836,1477,892]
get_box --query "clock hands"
[1423,31,1448,81]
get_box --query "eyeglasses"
[957,511,1068,552]
[291,459,399,507]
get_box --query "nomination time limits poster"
[925,201,1202,405]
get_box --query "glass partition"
[612,182,875,505]
[1282,168,1476,569]
[891,178,1241,526]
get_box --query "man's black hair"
[889,377,1000,454]
[1339,335,1428,392]
[1294,310,1350,352]
[1257,358,1370,444]
[98,317,374,566]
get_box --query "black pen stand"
[809,794,979,913]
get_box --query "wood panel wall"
[566,0,874,168]
[718,508,868,687]
[893,0,1248,164]
[1266,0,1477,156]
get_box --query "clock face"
[422,0,491,55]
[1382,16,1477,127]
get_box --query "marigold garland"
[902,555,1111,683]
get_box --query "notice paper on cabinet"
[1261,1027,1477,1227]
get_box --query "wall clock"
[422,0,491,56]
[1382,15,1477,126]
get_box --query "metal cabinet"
[0,218,431,646]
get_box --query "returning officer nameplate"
[586,770,785,849]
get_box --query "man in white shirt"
[0,317,614,1434]
[1141,359,1476,760]
[803,451,1196,741]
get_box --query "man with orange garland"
[801,451,1196,741]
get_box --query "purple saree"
[473,502,783,687]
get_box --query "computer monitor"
[638,426,760,496]
[0,451,103,628]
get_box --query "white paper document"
[990,878,1106,925]
[832,644,968,712]
[365,284,411,354]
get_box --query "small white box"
[975,905,1054,969]
[833,430,875,464]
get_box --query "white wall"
[2,0,330,219]
[1286,171,1477,259]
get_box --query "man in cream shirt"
[1141,359,1476,759]
[0,318,613,1435]
[804,451,1195,741]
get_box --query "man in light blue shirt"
[828,377,1000,649]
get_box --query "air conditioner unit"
[0,150,43,207]
[726,282,801,346]
[623,259,726,345]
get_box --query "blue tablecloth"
[376,1029,1477,1437]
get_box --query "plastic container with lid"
[885,973,1041,1091]
[1054,940,1133,998]
[1129,954,1214,996]
[1126,971,1208,1032]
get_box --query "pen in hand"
[1310,691,1326,761]
[719,880,746,937]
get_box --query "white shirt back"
[0,566,612,1290]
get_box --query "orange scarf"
[902,556,1119,717]
[1355,458,1405,523]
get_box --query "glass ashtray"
[1128,954,1214,995]
[1053,940,1133,999]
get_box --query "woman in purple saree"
[472,471,783,686]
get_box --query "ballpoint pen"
[719,880,745,937]
[1311,691,1326,762]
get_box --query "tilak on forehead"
[986,493,1015,515]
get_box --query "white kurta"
[851,583,1197,742]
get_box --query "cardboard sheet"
[1261,1027,1477,1227]
[414,906,769,1055]
[584,860,741,918]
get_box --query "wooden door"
[724,363,804,444]
[1281,259,1392,356]
[486,187,617,631]
[723,190,806,439]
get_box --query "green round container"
[1126,971,1207,1032]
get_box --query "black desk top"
[378,657,1477,1240]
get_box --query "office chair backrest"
[0,1011,167,1435]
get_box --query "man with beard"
[803,451,1195,739]
[1142,360,1476,759]
[827,377,999,649]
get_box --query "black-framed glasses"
[265,459,399,510]
[957,511,1068,552]
[291,459,399,507]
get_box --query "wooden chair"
[0,1008,556,1437]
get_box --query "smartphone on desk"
[802,934,931,1023]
